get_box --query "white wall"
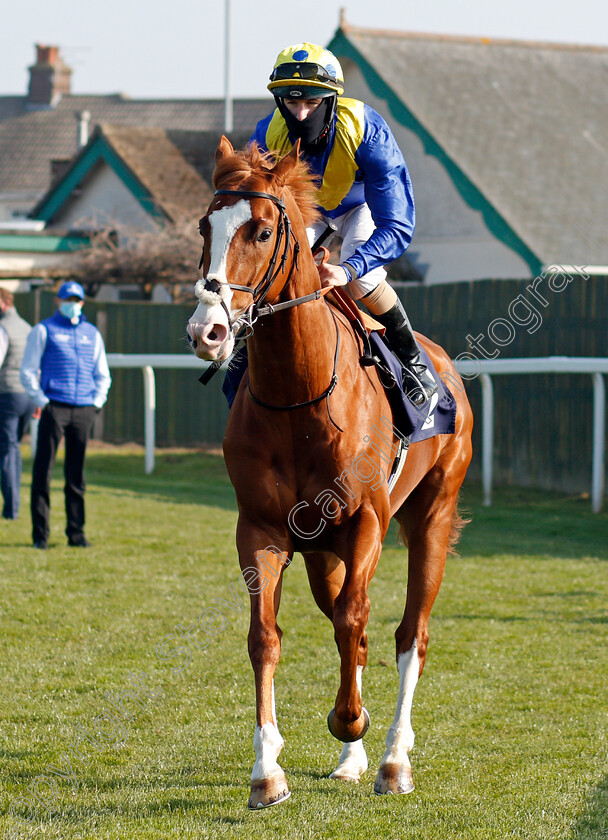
[95,283,172,302]
[0,191,42,223]
[55,162,159,234]
[0,251,77,273]
[342,61,532,283]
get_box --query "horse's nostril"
[209,329,217,341]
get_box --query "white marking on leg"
[330,665,368,781]
[251,722,285,783]
[251,680,283,782]
[380,640,419,767]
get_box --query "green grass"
[1,446,607,839]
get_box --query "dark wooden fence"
[14,273,608,494]
[395,273,608,493]
[14,290,230,447]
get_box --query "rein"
[247,305,343,431]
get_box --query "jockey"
[226,43,437,406]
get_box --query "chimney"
[76,110,91,149]
[28,44,72,108]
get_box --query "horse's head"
[187,136,318,361]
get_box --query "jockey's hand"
[318,262,349,289]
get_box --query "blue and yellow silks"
[250,98,416,280]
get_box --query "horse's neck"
[247,254,337,405]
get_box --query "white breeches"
[307,203,386,300]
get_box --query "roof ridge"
[56,93,270,104]
[339,21,608,53]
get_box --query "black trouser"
[31,401,97,544]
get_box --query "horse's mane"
[212,143,320,228]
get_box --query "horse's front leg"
[327,509,383,744]
[239,534,293,809]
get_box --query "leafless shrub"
[70,209,202,302]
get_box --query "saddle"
[326,283,456,445]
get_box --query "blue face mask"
[60,301,83,321]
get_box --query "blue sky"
[3,0,607,99]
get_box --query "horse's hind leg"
[375,470,461,795]
[304,551,368,783]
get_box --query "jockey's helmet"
[268,43,345,99]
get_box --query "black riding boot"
[374,299,438,406]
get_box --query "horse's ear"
[272,140,300,181]
[215,135,234,162]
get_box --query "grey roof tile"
[0,93,272,198]
[32,124,255,223]
[334,26,608,265]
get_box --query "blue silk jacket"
[251,98,416,280]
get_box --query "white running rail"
[454,357,607,513]
[30,354,604,513]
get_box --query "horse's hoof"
[374,763,415,795]
[327,706,370,743]
[247,773,291,810]
[330,739,368,782]
[329,769,361,783]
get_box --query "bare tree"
[69,211,203,302]
[69,210,422,303]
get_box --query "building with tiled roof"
[30,124,247,229]
[328,16,608,281]
[0,44,270,222]
[1,124,251,299]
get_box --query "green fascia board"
[327,31,542,275]
[0,232,92,253]
[34,135,167,224]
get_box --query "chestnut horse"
[188,137,473,808]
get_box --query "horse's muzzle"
[188,320,231,361]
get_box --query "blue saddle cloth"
[367,332,456,443]
[222,333,456,443]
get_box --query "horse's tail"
[396,492,470,557]
[446,495,471,556]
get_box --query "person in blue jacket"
[224,42,436,407]
[20,281,111,549]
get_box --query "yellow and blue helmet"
[268,43,345,99]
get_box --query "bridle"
[197,187,342,427]
[198,188,330,337]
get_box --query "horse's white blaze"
[206,199,252,285]
[380,640,419,767]
[189,199,253,359]
[330,665,368,781]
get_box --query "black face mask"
[275,95,337,155]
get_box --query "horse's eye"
[258,228,273,243]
